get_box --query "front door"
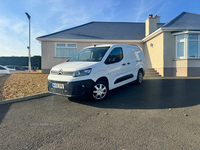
[105,47,129,89]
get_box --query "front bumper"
[48,79,95,97]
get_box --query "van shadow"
[0,103,11,124]
[69,79,200,109]
[0,75,11,124]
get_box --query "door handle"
[127,62,130,65]
[122,63,126,66]
[136,60,142,62]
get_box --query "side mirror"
[104,58,110,64]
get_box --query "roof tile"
[37,22,145,40]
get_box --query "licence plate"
[52,83,64,89]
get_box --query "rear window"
[68,46,110,62]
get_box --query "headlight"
[73,68,92,77]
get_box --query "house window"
[188,34,198,57]
[176,34,200,58]
[56,43,77,57]
[176,35,185,58]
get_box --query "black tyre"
[136,70,143,84]
[92,80,109,101]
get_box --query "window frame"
[105,47,123,64]
[176,34,186,58]
[176,34,200,59]
[55,43,77,58]
[187,34,199,58]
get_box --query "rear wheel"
[136,70,143,84]
[92,80,108,101]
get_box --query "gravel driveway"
[0,78,200,150]
[0,74,10,100]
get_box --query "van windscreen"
[68,47,110,62]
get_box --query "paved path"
[0,79,200,150]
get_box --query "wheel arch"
[138,68,144,76]
[96,76,109,88]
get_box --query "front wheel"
[92,80,108,101]
[136,70,143,84]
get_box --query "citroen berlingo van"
[48,44,145,101]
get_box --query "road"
[0,78,200,150]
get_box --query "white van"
[48,44,145,101]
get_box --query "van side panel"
[132,47,145,72]
[124,47,138,80]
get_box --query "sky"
[0,0,200,57]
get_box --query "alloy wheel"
[92,83,107,100]
[138,71,143,83]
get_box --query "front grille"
[50,88,71,95]
[63,72,73,76]
[48,80,68,84]
[48,80,70,95]
[51,71,73,76]
[48,80,86,96]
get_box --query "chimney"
[149,14,153,18]
[145,14,160,36]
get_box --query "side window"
[0,66,6,70]
[105,47,123,64]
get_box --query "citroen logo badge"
[58,69,63,75]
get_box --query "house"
[37,12,200,76]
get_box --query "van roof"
[86,44,139,48]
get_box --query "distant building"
[0,56,41,69]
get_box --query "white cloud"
[45,0,119,32]
[0,14,46,56]
[134,0,173,22]
[0,0,121,57]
